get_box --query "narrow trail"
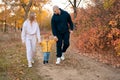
[35,36,120,80]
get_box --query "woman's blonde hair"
[28,12,36,22]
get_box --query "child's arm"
[50,39,57,44]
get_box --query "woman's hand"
[22,41,25,46]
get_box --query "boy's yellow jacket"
[40,40,56,52]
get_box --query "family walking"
[21,5,74,67]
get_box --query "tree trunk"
[21,0,32,31]
[24,10,29,20]
[3,20,7,32]
[22,0,32,21]
[74,0,77,18]
[68,0,81,30]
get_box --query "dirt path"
[1,31,119,80]
[35,37,120,80]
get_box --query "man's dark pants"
[56,31,70,57]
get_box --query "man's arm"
[67,13,74,31]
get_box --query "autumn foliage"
[73,0,120,67]
[0,0,51,32]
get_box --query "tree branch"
[26,0,32,12]
[77,0,82,7]
[64,3,71,9]
[68,0,74,7]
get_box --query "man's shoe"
[56,58,61,64]
[28,62,32,68]
[61,53,65,60]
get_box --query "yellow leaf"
[19,70,25,75]
[16,78,20,80]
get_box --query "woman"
[21,12,41,67]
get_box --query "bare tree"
[68,0,82,18]
[67,0,82,30]
[20,0,32,20]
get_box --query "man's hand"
[54,36,58,41]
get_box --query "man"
[51,5,74,64]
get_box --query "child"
[40,33,57,64]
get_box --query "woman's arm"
[36,23,41,43]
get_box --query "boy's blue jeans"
[43,52,50,61]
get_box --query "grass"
[0,31,43,80]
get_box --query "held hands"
[38,41,42,45]
[39,42,42,45]
[70,30,73,34]
[54,36,58,41]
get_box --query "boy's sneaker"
[28,62,32,68]
[61,53,65,60]
[46,61,48,63]
[43,61,46,64]
[56,58,61,64]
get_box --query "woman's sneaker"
[28,62,32,68]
